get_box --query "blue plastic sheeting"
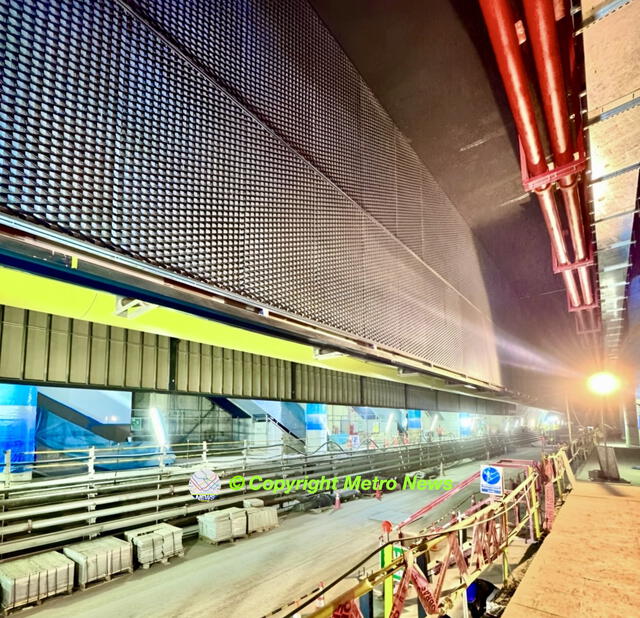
[37,387,131,424]
[305,403,327,430]
[331,433,349,446]
[353,407,378,420]
[0,384,37,472]
[36,407,174,470]
[407,409,421,429]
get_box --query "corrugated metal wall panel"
[69,320,91,384]
[107,327,126,388]
[0,306,171,390]
[406,385,437,410]
[0,304,510,412]
[124,330,142,389]
[175,341,293,399]
[24,311,49,382]
[294,364,360,405]
[48,316,72,383]
[0,307,26,380]
[88,324,108,387]
[460,396,478,414]
[362,377,405,408]
[436,391,460,412]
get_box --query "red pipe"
[522,0,594,306]
[478,0,547,176]
[522,0,572,169]
[478,0,582,308]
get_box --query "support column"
[305,403,328,453]
[622,397,640,446]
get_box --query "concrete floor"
[27,445,542,618]
[503,481,640,618]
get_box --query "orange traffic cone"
[334,492,341,510]
[316,582,326,608]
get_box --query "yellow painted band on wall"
[0,264,509,401]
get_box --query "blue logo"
[482,466,501,485]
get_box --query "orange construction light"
[586,372,620,397]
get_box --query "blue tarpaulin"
[0,384,37,472]
[36,406,174,470]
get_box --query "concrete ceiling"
[309,0,637,375]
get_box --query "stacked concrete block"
[124,523,183,568]
[198,510,232,544]
[227,507,247,538]
[246,506,279,533]
[0,552,74,612]
[63,536,133,589]
[198,507,247,544]
[262,507,279,530]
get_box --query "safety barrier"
[0,432,537,557]
[281,443,586,618]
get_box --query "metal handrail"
[285,446,580,618]
[0,432,539,557]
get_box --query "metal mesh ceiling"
[0,0,502,384]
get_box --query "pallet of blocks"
[198,507,246,544]
[0,551,74,614]
[263,506,279,530]
[246,506,279,534]
[63,536,133,589]
[124,523,184,569]
[198,510,232,544]
[228,507,248,538]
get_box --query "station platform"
[504,481,640,618]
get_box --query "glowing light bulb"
[586,372,620,396]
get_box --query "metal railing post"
[159,445,166,470]
[88,446,95,478]
[529,470,541,539]
[3,450,11,488]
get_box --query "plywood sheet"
[583,0,640,111]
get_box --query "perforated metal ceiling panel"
[0,0,503,384]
